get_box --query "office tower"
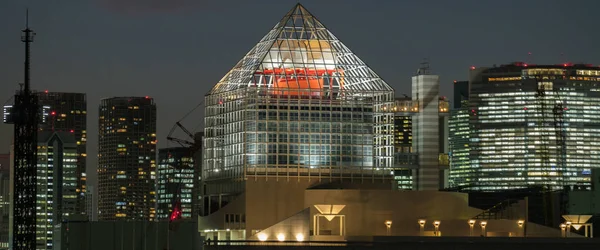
[85,185,96,221]
[157,147,194,220]
[35,132,78,249]
[37,92,88,215]
[411,69,443,190]
[0,154,9,248]
[449,62,600,191]
[201,3,394,236]
[448,81,470,188]
[98,97,157,221]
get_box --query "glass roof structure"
[208,3,393,95]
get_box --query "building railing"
[204,240,350,247]
[393,153,449,167]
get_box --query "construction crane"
[166,101,204,154]
[534,78,568,190]
[535,77,569,228]
[163,100,204,220]
[534,81,552,188]
[552,93,567,189]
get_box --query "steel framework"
[12,11,38,250]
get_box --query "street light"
[295,233,305,242]
[418,220,426,236]
[385,220,392,236]
[276,233,285,242]
[468,220,476,236]
[517,220,525,237]
[480,221,487,237]
[258,233,268,241]
[433,221,441,236]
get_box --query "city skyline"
[1,0,600,200]
[0,1,599,247]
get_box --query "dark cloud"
[99,0,201,14]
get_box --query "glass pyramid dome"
[209,3,394,95]
[203,3,395,191]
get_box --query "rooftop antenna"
[417,58,430,75]
[22,8,35,94]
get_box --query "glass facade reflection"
[449,63,600,191]
[203,4,394,214]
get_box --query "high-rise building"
[98,97,157,221]
[4,92,87,215]
[0,154,9,249]
[35,131,78,249]
[412,72,443,190]
[448,81,470,188]
[157,147,194,220]
[200,3,395,236]
[449,62,600,191]
[38,92,88,216]
[391,93,450,191]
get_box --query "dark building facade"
[449,62,600,191]
[157,147,194,220]
[393,97,413,153]
[193,132,203,217]
[37,92,88,215]
[98,97,157,221]
[452,81,469,109]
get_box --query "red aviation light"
[145,96,150,99]
[470,66,476,70]
[523,63,528,67]
[44,90,48,93]
[169,201,182,222]
[70,129,74,133]
[51,111,56,116]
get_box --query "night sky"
[1,0,599,188]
